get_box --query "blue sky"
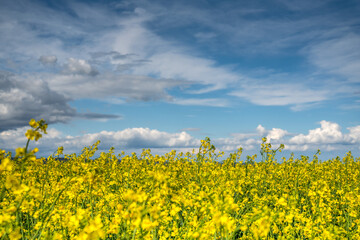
[0,0,359,160]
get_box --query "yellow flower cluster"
[0,119,359,239]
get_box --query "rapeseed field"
[0,119,359,239]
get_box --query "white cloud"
[108,12,240,92]
[0,71,122,130]
[0,71,77,130]
[0,126,199,156]
[1,120,359,158]
[289,120,343,145]
[267,128,288,140]
[1,0,359,137]
[256,125,266,135]
[215,125,288,152]
[230,81,329,109]
[344,126,360,144]
[63,58,99,76]
[219,121,360,153]
[45,73,181,101]
[140,53,240,93]
[0,127,29,148]
[109,128,197,148]
[0,1,244,132]
[285,121,360,152]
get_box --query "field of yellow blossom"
[1,119,359,239]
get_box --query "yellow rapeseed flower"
[2,122,359,239]
[0,158,13,171]
[9,227,22,240]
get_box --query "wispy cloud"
[76,113,122,121]
[0,0,359,144]
[0,0,244,131]
[133,53,240,93]
[276,0,332,11]
[230,81,329,110]
[179,128,201,132]
[107,11,241,92]
[306,34,360,83]
[45,73,181,101]
[172,98,230,107]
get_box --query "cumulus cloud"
[0,126,199,157]
[63,128,197,150]
[345,126,360,144]
[0,126,62,150]
[216,125,289,152]
[0,71,76,130]
[0,71,122,130]
[1,120,359,158]
[289,121,343,145]
[232,124,289,144]
[108,128,197,149]
[62,58,99,76]
[267,128,288,140]
[39,55,57,65]
[256,125,266,135]
[285,121,360,152]
[217,121,360,154]
[0,127,30,148]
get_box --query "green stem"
[31,179,71,240]
[131,227,137,240]
[25,138,31,155]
